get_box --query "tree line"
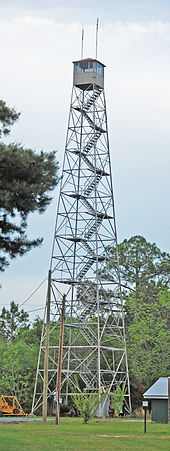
[0,236,169,413]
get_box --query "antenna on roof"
[95,17,99,60]
[81,27,84,59]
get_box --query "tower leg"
[42,270,51,423]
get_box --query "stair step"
[82,241,96,257]
[82,154,108,175]
[77,259,94,279]
[83,88,102,112]
[83,174,101,197]
[83,131,101,154]
[84,217,103,240]
[74,107,106,133]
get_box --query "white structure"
[32,57,131,416]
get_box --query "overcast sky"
[0,0,170,320]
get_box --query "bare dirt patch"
[97,434,170,439]
[0,421,22,425]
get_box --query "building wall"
[151,399,168,423]
[73,72,104,89]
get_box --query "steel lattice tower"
[32,58,131,416]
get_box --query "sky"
[0,0,170,320]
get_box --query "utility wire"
[26,307,44,314]
[19,276,47,309]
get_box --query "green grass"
[0,417,169,450]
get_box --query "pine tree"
[0,100,59,270]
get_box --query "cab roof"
[73,58,105,67]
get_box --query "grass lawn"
[0,417,169,450]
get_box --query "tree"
[0,301,30,340]
[0,100,59,270]
[0,337,38,412]
[69,377,107,423]
[100,235,170,409]
[17,316,43,345]
[100,236,170,291]
[0,100,20,138]
[125,288,170,408]
[110,384,126,416]
[0,304,40,412]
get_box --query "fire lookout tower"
[32,57,131,416]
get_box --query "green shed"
[143,377,170,424]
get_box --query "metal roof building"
[143,377,170,423]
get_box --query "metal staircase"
[83,87,102,112]
[83,174,101,197]
[83,131,101,154]
[74,107,106,133]
[32,60,131,417]
[77,258,94,280]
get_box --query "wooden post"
[144,408,147,433]
[42,270,51,424]
[56,294,66,425]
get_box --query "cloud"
[14,15,56,27]
[2,0,170,25]
[0,14,170,317]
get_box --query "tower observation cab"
[73,58,105,90]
